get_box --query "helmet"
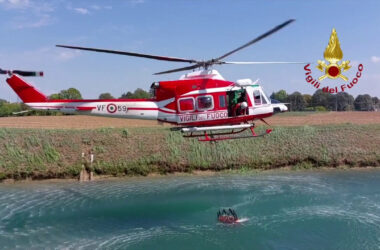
[241,102,248,109]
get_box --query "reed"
[0,124,379,181]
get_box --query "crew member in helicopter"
[232,92,248,116]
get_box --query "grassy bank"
[0,124,379,181]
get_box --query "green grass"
[0,124,379,181]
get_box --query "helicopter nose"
[280,104,288,112]
[271,103,288,113]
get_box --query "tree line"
[48,88,151,100]
[0,88,151,116]
[0,87,378,117]
[271,89,379,111]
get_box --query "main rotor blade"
[56,45,198,63]
[215,19,295,61]
[154,64,201,75]
[222,61,308,64]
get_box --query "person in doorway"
[233,92,248,116]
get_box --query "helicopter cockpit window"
[253,90,262,105]
[197,95,214,111]
[178,98,195,112]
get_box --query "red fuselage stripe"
[76,107,96,111]
[45,99,155,103]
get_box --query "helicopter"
[4,19,305,141]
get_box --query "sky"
[0,0,379,101]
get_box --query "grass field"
[0,112,379,129]
[0,112,379,181]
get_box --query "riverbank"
[1,167,379,185]
[0,123,379,182]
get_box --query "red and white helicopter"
[3,19,303,141]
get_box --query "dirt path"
[0,116,167,129]
[0,112,379,129]
[264,112,380,126]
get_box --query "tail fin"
[6,74,47,103]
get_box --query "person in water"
[229,208,238,220]
[217,208,238,223]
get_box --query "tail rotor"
[0,68,43,77]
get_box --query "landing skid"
[177,123,272,142]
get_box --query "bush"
[122,129,128,138]
[315,106,327,111]
[304,107,315,111]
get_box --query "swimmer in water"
[217,208,238,223]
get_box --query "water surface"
[0,169,379,249]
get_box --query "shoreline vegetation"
[0,123,379,182]
[1,167,379,185]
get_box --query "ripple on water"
[0,170,379,249]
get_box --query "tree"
[49,88,83,100]
[287,91,306,111]
[120,91,133,99]
[354,94,373,111]
[59,88,82,99]
[335,92,354,111]
[372,97,379,111]
[120,88,150,99]
[99,93,114,99]
[270,89,288,103]
[0,99,7,107]
[302,94,312,108]
[312,89,333,110]
[0,102,23,117]
[49,93,61,100]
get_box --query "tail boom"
[6,74,47,103]
[26,100,161,120]
[5,74,173,121]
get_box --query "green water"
[0,170,379,250]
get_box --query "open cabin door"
[227,89,248,117]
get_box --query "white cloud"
[371,56,380,63]
[1,0,56,29]
[56,50,81,62]
[15,14,52,28]
[129,0,145,5]
[91,5,100,10]
[90,4,112,11]
[74,7,89,15]
[0,46,81,65]
[0,0,30,9]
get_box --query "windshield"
[260,87,271,104]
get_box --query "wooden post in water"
[79,152,87,182]
[79,151,94,182]
[89,152,94,181]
